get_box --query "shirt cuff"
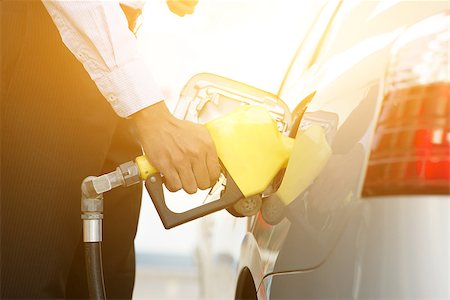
[95,59,165,118]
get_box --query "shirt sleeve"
[42,1,165,118]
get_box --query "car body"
[175,1,449,299]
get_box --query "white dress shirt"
[42,1,164,117]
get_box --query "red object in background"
[363,82,450,196]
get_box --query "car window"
[279,0,448,107]
[314,1,431,65]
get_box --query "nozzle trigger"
[145,172,244,229]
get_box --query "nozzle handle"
[145,172,244,229]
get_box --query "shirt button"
[108,95,118,103]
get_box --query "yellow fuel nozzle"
[260,125,333,225]
[205,105,293,197]
[135,105,294,229]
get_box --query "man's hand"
[132,101,221,194]
[166,0,199,17]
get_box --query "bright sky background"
[134,0,325,255]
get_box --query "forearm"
[42,1,164,117]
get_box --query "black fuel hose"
[84,242,107,300]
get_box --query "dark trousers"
[1,2,142,298]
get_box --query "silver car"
[175,1,449,299]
